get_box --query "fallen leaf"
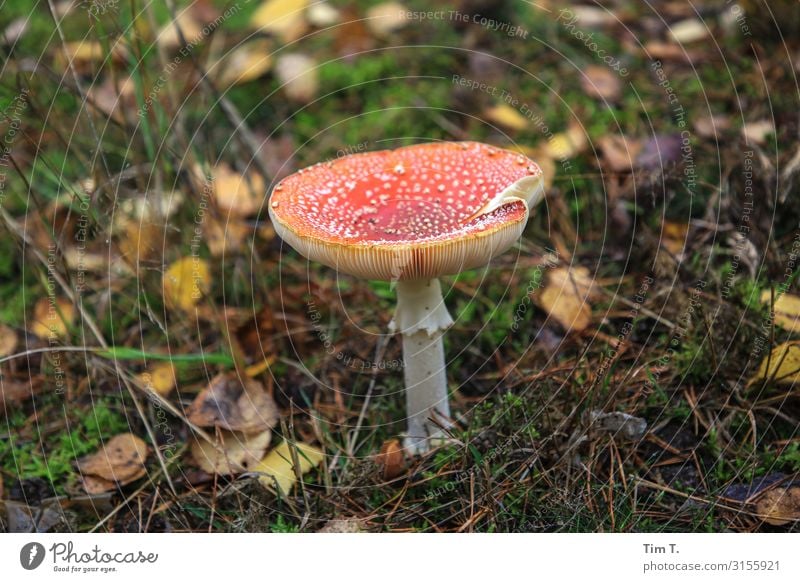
[275,53,319,102]
[80,474,119,495]
[484,104,528,131]
[750,342,800,386]
[366,2,409,37]
[157,9,203,51]
[755,486,800,525]
[250,0,308,41]
[693,114,731,139]
[598,135,642,172]
[77,433,149,486]
[581,65,622,101]
[318,518,364,532]
[761,290,800,334]
[163,256,211,311]
[186,374,279,433]
[255,440,324,494]
[213,39,273,87]
[307,2,341,27]
[669,18,710,43]
[375,439,406,479]
[569,5,617,28]
[544,124,587,161]
[55,40,127,73]
[0,324,18,358]
[589,410,647,440]
[191,430,271,475]
[137,362,177,396]
[212,163,265,217]
[31,297,74,340]
[203,217,250,257]
[742,119,775,145]
[661,221,689,256]
[0,380,37,411]
[538,267,593,332]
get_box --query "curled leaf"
[191,430,272,475]
[77,433,149,488]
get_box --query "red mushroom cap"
[268,141,545,280]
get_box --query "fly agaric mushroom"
[269,141,545,453]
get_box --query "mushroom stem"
[390,279,454,454]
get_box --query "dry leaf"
[375,439,406,479]
[137,362,177,396]
[742,119,775,145]
[598,135,641,172]
[544,124,587,161]
[0,324,18,358]
[250,0,308,41]
[31,297,74,340]
[186,374,279,433]
[55,41,127,73]
[307,2,341,27]
[538,266,593,332]
[214,39,273,87]
[750,342,800,386]
[80,474,119,495]
[693,115,731,139]
[366,2,409,37]
[761,290,800,334]
[255,440,324,494]
[755,487,800,525]
[77,433,149,485]
[203,217,250,257]
[669,18,710,43]
[484,104,528,131]
[0,380,37,411]
[318,519,364,533]
[212,163,265,217]
[581,65,622,101]
[661,221,689,256]
[191,430,271,475]
[157,10,203,51]
[275,53,319,102]
[163,256,211,311]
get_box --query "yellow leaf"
[761,290,800,334]
[544,124,587,160]
[484,104,528,131]
[138,362,177,396]
[255,440,324,494]
[0,324,18,358]
[250,0,308,41]
[366,2,410,37]
[661,221,689,256]
[214,39,273,87]
[163,257,210,311]
[750,341,800,386]
[212,163,265,217]
[31,297,74,340]
[538,267,592,332]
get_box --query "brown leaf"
[661,221,689,257]
[742,119,775,145]
[191,430,272,475]
[598,135,641,173]
[755,487,800,525]
[693,115,731,140]
[0,380,36,411]
[186,374,279,433]
[538,266,593,332]
[581,65,622,101]
[77,433,149,485]
[375,439,406,480]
